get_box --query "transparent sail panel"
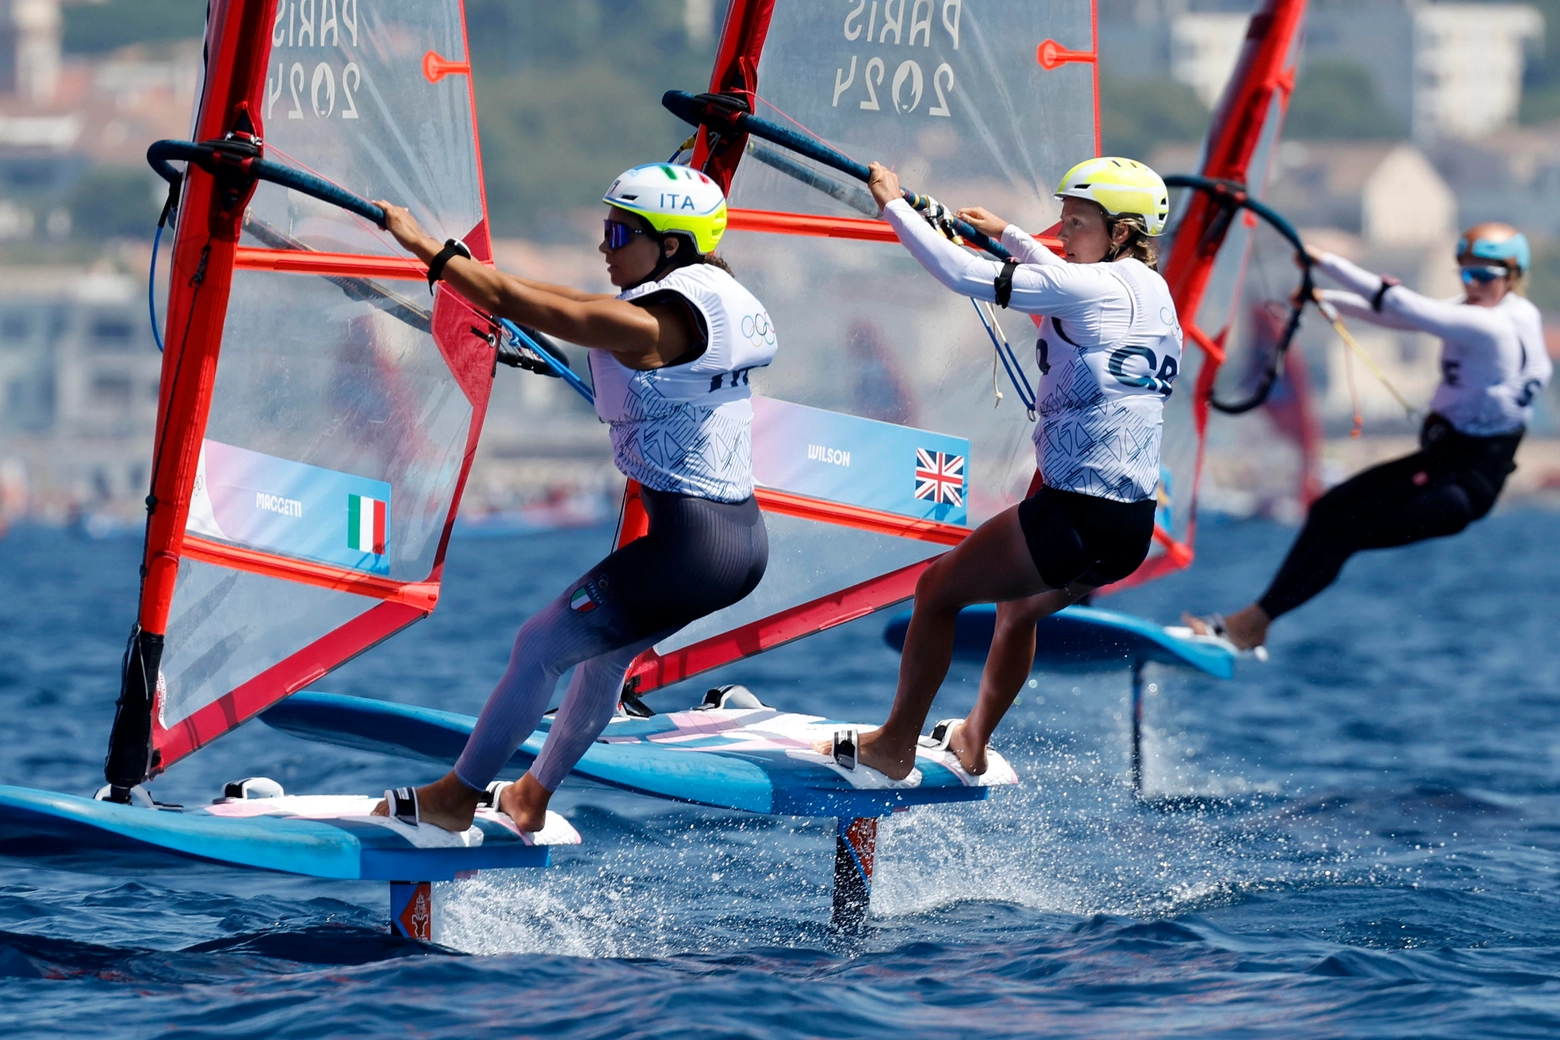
[735,232,1039,522]
[200,270,474,583]
[160,558,379,726]
[726,1,1099,516]
[639,2,1100,665]
[655,514,944,655]
[746,1,1096,227]
[249,0,484,253]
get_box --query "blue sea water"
[1,509,1559,1038]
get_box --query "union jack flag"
[914,448,965,506]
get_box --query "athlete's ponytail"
[1104,214,1158,270]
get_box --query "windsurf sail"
[617,0,1309,692]
[618,0,1102,694]
[106,0,497,795]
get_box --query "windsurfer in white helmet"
[842,157,1182,780]
[369,164,775,832]
[1184,224,1551,654]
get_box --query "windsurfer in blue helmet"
[1184,223,1551,654]
[840,157,1183,780]
[367,164,774,832]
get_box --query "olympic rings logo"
[742,311,776,349]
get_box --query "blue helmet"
[1457,222,1530,274]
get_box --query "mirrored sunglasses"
[1460,264,1508,284]
[603,219,649,250]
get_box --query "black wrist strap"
[427,238,472,291]
[1370,275,1400,312]
[994,258,1019,309]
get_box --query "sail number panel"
[189,439,392,576]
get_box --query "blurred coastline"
[3,0,1560,538]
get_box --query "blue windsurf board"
[0,785,578,881]
[262,693,1017,819]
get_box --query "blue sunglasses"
[1460,264,1509,284]
[603,219,650,250]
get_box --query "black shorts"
[1016,486,1156,589]
[569,487,769,642]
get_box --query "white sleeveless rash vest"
[882,198,1182,503]
[589,264,777,502]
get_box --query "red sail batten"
[627,560,933,695]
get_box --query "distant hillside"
[63,0,205,54]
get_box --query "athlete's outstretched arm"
[375,201,685,362]
[883,199,1122,316]
[1001,225,1065,267]
[1317,290,1424,333]
[1315,252,1506,341]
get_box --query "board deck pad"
[0,785,578,881]
[263,696,1018,819]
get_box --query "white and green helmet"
[603,163,729,255]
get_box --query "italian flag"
[347,493,386,555]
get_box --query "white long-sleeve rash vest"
[884,198,1183,503]
[1315,252,1551,437]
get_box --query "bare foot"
[943,720,988,776]
[370,773,480,833]
[853,729,918,781]
[495,773,551,832]
[1182,605,1270,651]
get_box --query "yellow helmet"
[1054,157,1169,237]
[603,163,729,255]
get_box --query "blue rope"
[148,220,165,352]
[497,317,595,405]
[969,299,1035,415]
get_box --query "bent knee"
[914,560,968,611]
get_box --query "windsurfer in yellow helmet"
[1184,223,1551,654]
[838,157,1182,780]
[368,164,775,833]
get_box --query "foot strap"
[920,718,964,751]
[385,787,418,827]
[832,729,858,771]
[476,780,510,810]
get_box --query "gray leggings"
[453,488,768,792]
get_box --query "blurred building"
[1103,0,1544,143]
[0,0,61,104]
[0,267,161,520]
[1428,123,1560,236]
[684,0,716,45]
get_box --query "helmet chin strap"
[628,233,693,289]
